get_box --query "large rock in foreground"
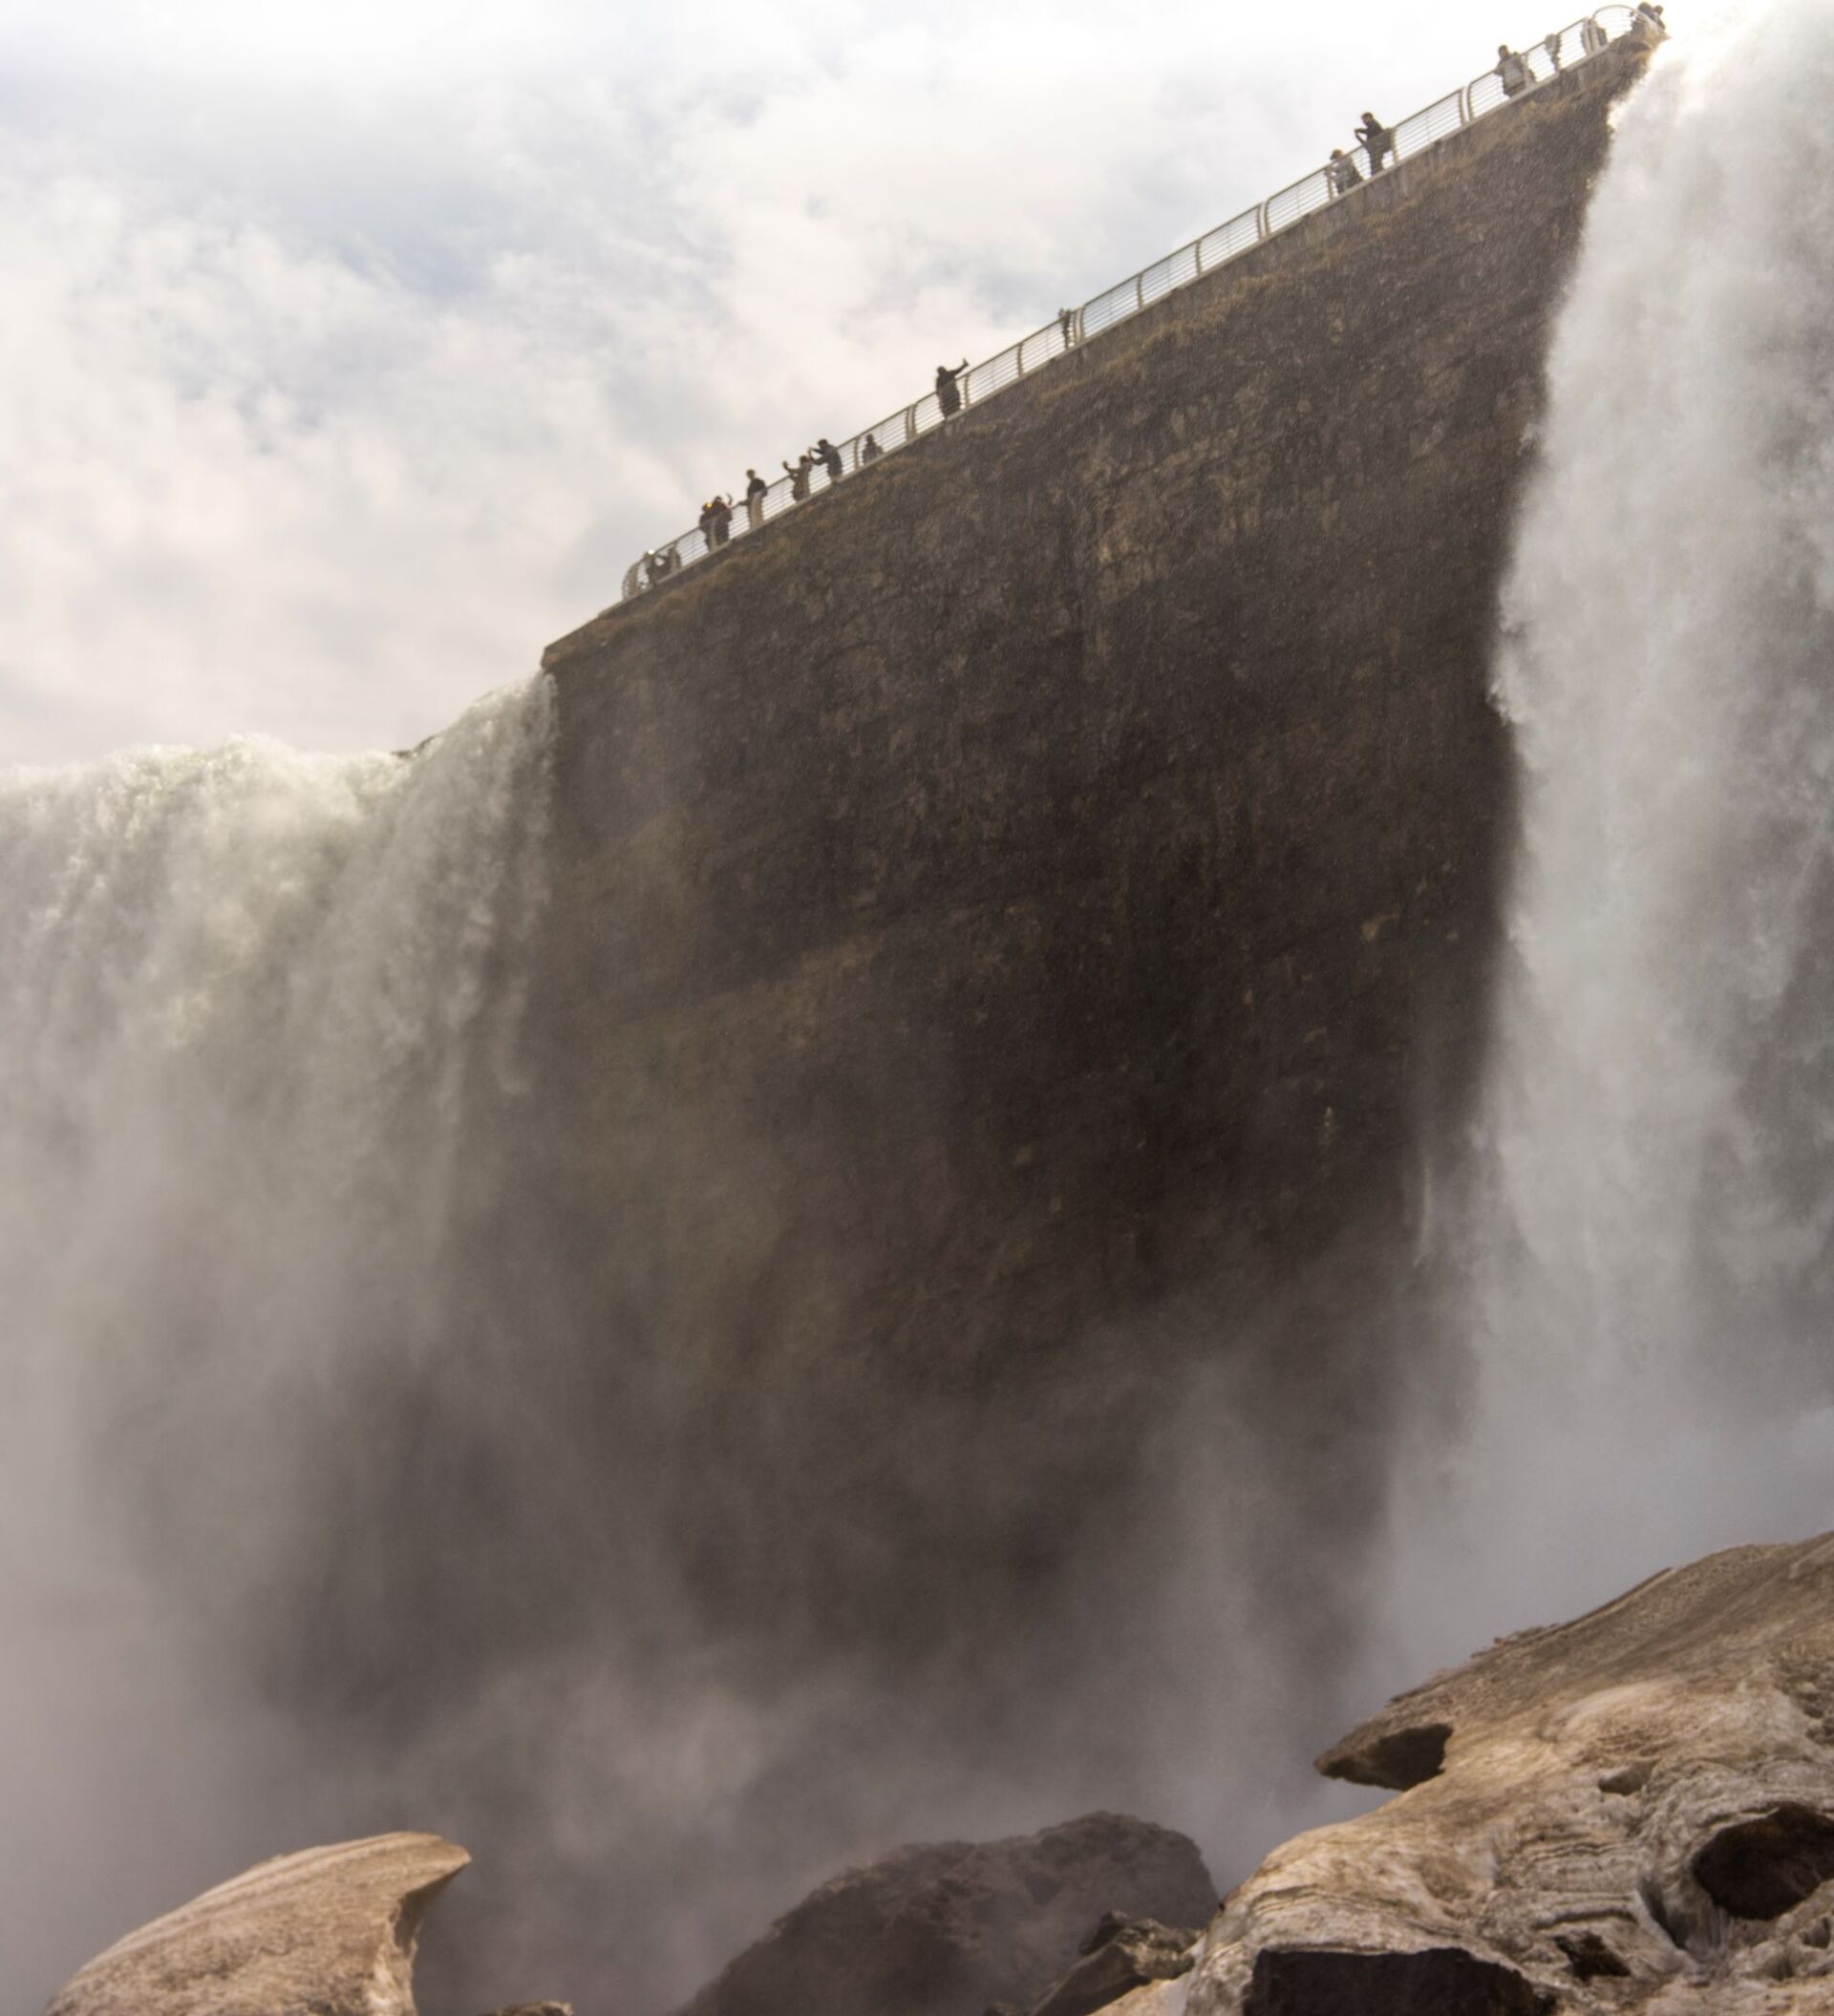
[674,1812,1215,2016]
[1182,1532,1834,2012]
[44,1834,469,2016]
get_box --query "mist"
[0,689,556,2002]
[0,659,1399,2012]
[0,663,1370,2011]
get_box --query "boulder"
[43,1833,469,2016]
[673,1812,1215,2016]
[1025,1914,1200,2016]
[1186,1531,1834,2012]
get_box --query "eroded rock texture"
[1183,1532,1834,2012]
[672,1811,1214,2016]
[1019,1914,1202,2016]
[43,1834,468,2016]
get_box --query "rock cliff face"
[527,50,1646,1657]
[328,49,1653,2010]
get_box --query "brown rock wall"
[528,50,1644,1647]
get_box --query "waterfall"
[0,678,555,2000]
[1382,0,1834,1665]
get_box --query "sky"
[0,0,1713,761]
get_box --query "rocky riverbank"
[48,1531,1834,2016]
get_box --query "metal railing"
[622,7,1646,604]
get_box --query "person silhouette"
[1496,44,1533,95]
[1355,112,1394,173]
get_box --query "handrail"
[623,11,1649,602]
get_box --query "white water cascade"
[0,679,555,2000]
[1382,0,1834,1665]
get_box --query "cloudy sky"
[2,0,1666,762]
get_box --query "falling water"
[0,679,555,2002]
[1382,0,1834,1664]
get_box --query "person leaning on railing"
[935,358,970,417]
[1354,112,1394,173]
[815,437,844,485]
[783,452,813,500]
[1495,43,1533,95]
[860,433,884,465]
[1327,147,1364,197]
[1630,2,1668,43]
[1581,15,1609,53]
[745,468,768,530]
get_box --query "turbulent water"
[1378,0,1834,1672]
[0,682,556,2002]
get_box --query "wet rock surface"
[55,1534,1834,2016]
[1021,1914,1201,2016]
[1186,1532,1834,2011]
[43,1834,471,2016]
[672,1812,1215,2016]
[1241,1946,1550,2014]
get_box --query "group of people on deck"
[1328,11,1664,199]
[1328,111,1397,194]
[643,11,1670,595]
[782,437,848,501]
[655,366,969,576]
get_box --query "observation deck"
[594,6,1653,620]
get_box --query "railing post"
[1194,236,1204,275]
[1256,202,1269,240]
[904,404,916,444]
[1136,273,1145,309]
